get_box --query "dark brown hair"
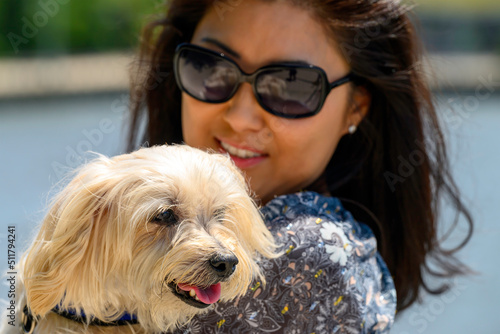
[127,0,473,312]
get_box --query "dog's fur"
[3,145,277,333]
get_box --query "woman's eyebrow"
[201,37,311,66]
[269,59,310,66]
[201,37,241,59]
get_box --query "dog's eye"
[152,209,178,226]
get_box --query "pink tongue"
[177,283,221,304]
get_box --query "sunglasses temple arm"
[328,73,354,90]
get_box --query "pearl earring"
[348,124,357,134]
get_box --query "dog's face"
[22,145,276,331]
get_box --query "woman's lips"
[217,138,266,155]
[216,138,267,169]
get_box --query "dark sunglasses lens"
[255,68,323,116]
[177,48,238,102]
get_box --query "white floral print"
[320,222,353,266]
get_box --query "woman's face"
[182,0,366,204]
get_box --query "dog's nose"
[209,253,239,278]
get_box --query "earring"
[348,124,357,134]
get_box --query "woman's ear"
[345,85,371,134]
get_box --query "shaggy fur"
[3,145,277,333]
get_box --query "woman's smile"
[217,138,268,169]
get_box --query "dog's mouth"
[167,281,222,309]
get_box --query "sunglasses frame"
[173,43,353,119]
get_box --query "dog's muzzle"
[168,251,239,309]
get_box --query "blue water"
[1,92,499,332]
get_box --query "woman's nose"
[223,83,266,132]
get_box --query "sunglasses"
[173,43,353,119]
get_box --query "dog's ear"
[231,193,279,259]
[23,158,132,317]
[209,153,252,195]
[222,192,279,289]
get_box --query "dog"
[3,145,277,333]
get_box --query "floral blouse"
[171,191,396,334]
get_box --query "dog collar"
[22,304,138,332]
[22,306,36,334]
[51,305,139,326]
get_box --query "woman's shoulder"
[262,191,377,244]
[262,191,387,268]
[260,191,397,332]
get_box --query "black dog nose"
[209,253,239,278]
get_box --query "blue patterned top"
[173,191,396,333]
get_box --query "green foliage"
[0,0,161,57]
[1,0,498,57]
[415,0,500,14]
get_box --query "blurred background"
[1,0,499,332]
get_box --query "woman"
[128,0,473,332]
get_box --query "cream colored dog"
[3,145,277,334]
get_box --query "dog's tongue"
[177,282,221,304]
